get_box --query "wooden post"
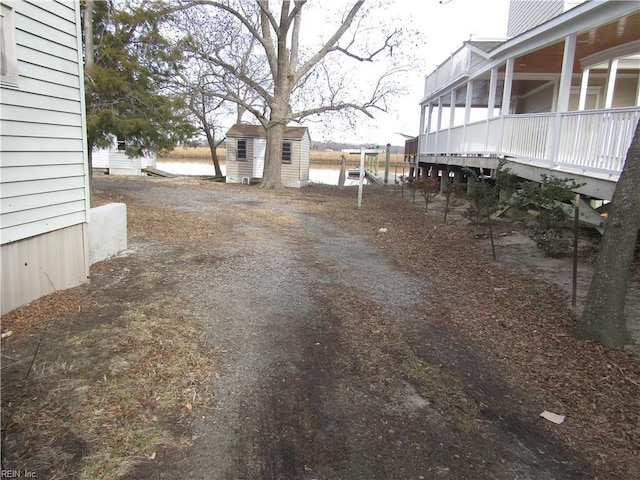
[393,165,397,194]
[440,166,449,194]
[357,147,365,208]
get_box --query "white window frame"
[237,139,247,161]
[1,2,18,86]
[282,141,292,164]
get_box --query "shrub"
[514,175,584,257]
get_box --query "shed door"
[253,138,266,177]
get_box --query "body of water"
[156,160,408,186]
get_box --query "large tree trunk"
[262,121,284,188]
[204,128,223,177]
[83,0,94,67]
[578,121,640,346]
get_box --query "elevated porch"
[413,106,639,201]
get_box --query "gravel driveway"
[87,177,594,480]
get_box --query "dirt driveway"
[2,176,638,479]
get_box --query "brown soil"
[1,176,638,479]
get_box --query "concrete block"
[89,203,127,265]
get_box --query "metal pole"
[357,147,365,208]
[572,193,580,307]
[385,143,390,184]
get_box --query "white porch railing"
[424,48,471,98]
[419,107,640,177]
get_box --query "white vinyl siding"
[299,132,310,183]
[92,148,156,175]
[0,0,88,246]
[281,132,310,188]
[507,0,563,37]
[225,137,253,182]
[225,125,310,187]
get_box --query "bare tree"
[188,86,228,177]
[578,121,640,346]
[175,0,408,188]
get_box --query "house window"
[1,3,18,86]
[116,136,126,151]
[237,139,247,161]
[282,142,292,164]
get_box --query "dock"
[142,167,177,178]
[347,169,384,185]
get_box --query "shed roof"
[226,124,308,139]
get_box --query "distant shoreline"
[159,146,406,167]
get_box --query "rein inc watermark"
[1,471,37,478]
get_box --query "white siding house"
[411,0,640,203]
[225,124,310,188]
[1,0,91,314]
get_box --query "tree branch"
[294,1,364,83]
[184,0,277,74]
[293,102,375,120]
[257,0,278,76]
[330,29,400,62]
[288,0,305,70]
[197,51,273,104]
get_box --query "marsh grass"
[159,146,406,166]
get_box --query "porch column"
[447,89,456,152]
[417,104,426,177]
[499,59,514,153]
[464,81,473,152]
[425,103,435,159]
[557,33,577,113]
[435,96,443,154]
[427,103,434,133]
[484,66,498,154]
[419,104,426,136]
[604,58,619,109]
[449,89,456,128]
[551,33,577,165]
[578,67,590,111]
[464,81,473,124]
[501,59,514,115]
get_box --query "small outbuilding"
[92,136,156,176]
[225,124,310,188]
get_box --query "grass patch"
[2,294,215,479]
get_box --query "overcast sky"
[309,0,511,145]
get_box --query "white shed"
[1,0,91,314]
[92,136,156,176]
[225,124,310,188]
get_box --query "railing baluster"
[416,107,638,177]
